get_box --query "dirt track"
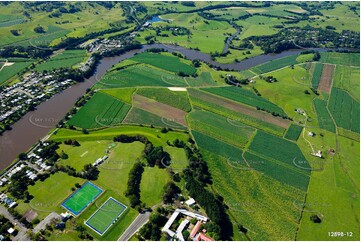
[132,94,187,126]
[318,64,335,94]
[189,89,290,128]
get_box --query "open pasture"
[100,88,135,104]
[188,110,255,148]
[328,88,360,133]
[67,92,131,129]
[136,88,191,112]
[201,86,286,116]
[96,65,187,89]
[130,52,196,75]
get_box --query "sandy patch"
[168,87,187,91]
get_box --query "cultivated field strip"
[188,88,290,128]
[132,94,187,126]
[318,64,335,94]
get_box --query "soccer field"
[62,182,103,216]
[85,197,127,235]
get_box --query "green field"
[34,49,87,72]
[251,55,298,74]
[328,88,360,133]
[68,92,131,129]
[244,151,310,191]
[311,63,323,89]
[284,124,303,141]
[136,88,191,112]
[96,65,187,89]
[320,52,360,66]
[130,52,196,75]
[196,144,306,240]
[100,88,135,104]
[188,88,286,136]
[26,172,85,219]
[333,65,360,101]
[201,86,286,115]
[85,197,126,235]
[249,131,311,178]
[123,107,186,130]
[313,98,336,133]
[0,59,34,84]
[62,182,103,216]
[188,110,255,148]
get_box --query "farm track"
[189,89,290,128]
[318,64,335,94]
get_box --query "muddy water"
[0,44,326,170]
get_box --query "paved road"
[0,205,29,241]
[118,211,151,241]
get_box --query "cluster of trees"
[34,25,45,33]
[8,168,35,201]
[261,75,278,83]
[246,26,360,54]
[0,215,13,240]
[162,181,181,204]
[300,50,321,61]
[56,164,99,180]
[124,162,144,208]
[225,75,249,86]
[113,134,171,168]
[63,139,80,146]
[138,212,167,241]
[0,46,52,59]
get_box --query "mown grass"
[185,72,218,87]
[136,88,192,112]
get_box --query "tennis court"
[85,197,127,235]
[61,182,103,216]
